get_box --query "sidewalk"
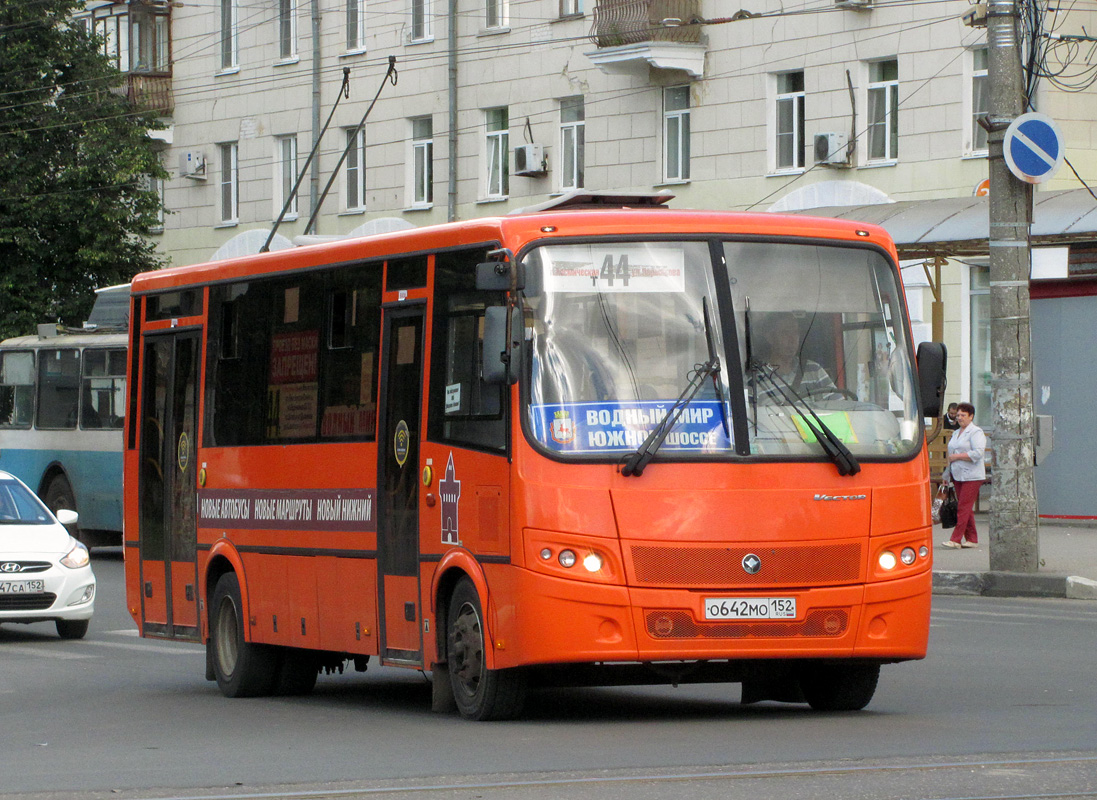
[932,513,1097,600]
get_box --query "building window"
[970,47,989,154]
[411,0,430,40]
[559,96,585,191]
[278,0,296,60]
[345,128,366,211]
[93,9,130,72]
[663,86,690,182]
[867,59,899,162]
[775,71,805,171]
[220,0,237,70]
[131,4,170,72]
[559,0,580,16]
[411,117,433,206]
[970,264,992,429]
[485,107,509,199]
[140,173,166,232]
[219,142,239,224]
[485,0,507,28]
[347,0,365,51]
[274,135,298,219]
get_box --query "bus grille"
[630,542,862,587]
[0,593,57,611]
[645,607,850,639]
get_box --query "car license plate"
[704,597,796,620]
[0,580,45,594]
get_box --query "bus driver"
[752,313,841,403]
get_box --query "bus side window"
[320,265,382,441]
[0,351,35,428]
[427,248,506,452]
[38,348,80,430]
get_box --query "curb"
[933,570,1097,600]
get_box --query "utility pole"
[985,0,1040,571]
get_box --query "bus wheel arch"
[209,571,279,697]
[444,576,527,720]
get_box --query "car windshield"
[523,238,921,463]
[0,479,53,525]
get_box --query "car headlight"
[61,540,90,569]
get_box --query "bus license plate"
[704,597,796,620]
[0,580,45,594]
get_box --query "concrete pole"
[986,0,1040,571]
[447,0,458,222]
[310,0,322,231]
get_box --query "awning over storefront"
[792,188,1097,260]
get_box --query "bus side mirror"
[483,306,523,385]
[916,341,947,419]
[476,260,525,292]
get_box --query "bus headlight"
[558,549,577,568]
[582,553,603,573]
[900,547,917,565]
[878,551,898,571]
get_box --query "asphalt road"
[2,549,1095,800]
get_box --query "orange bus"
[124,193,947,720]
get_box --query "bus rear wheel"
[210,573,279,697]
[43,475,82,542]
[446,578,526,721]
[800,662,880,711]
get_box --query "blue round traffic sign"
[1003,112,1064,184]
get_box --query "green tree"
[0,0,166,338]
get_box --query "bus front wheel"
[800,662,880,711]
[210,573,279,697]
[446,578,527,721]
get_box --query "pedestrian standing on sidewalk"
[941,401,986,549]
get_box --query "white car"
[0,471,95,639]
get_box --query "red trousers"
[950,480,984,544]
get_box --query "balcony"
[586,0,707,77]
[125,73,174,115]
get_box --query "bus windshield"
[523,238,920,462]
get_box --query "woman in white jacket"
[941,401,987,548]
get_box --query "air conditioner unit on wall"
[814,133,850,166]
[179,150,207,179]
[513,144,547,177]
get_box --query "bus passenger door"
[137,332,200,640]
[377,308,424,663]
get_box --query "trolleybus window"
[81,349,127,429]
[37,348,81,430]
[0,351,35,428]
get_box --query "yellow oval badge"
[394,420,410,467]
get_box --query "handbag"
[939,485,959,529]
[931,487,945,523]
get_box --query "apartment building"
[82,0,1097,514]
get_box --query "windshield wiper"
[703,297,731,443]
[620,358,720,478]
[752,362,861,477]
